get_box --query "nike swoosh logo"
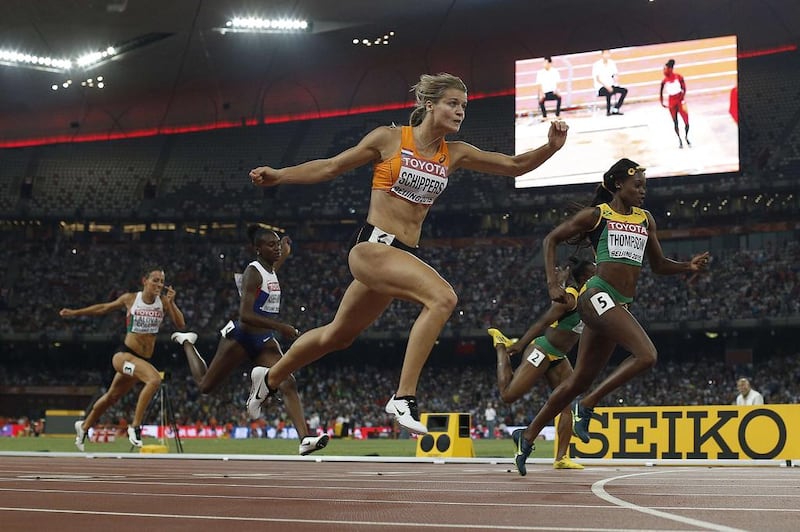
[395,407,407,416]
[574,416,582,422]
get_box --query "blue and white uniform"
[223,261,282,358]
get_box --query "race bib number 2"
[589,292,616,316]
[526,347,546,368]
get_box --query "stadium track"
[0,453,796,531]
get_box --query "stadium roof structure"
[0,0,798,146]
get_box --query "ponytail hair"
[665,59,675,69]
[247,223,277,246]
[568,158,645,246]
[141,264,164,280]
[409,73,468,126]
[589,183,614,207]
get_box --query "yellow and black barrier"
[560,404,800,461]
[416,412,475,458]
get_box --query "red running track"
[0,455,796,531]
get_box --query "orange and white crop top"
[372,125,450,205]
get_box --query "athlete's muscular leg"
[81,370,137,430]
[267,243,457,396]
[180,341,208,388]
[670,105,681,137]
[193,338,248,394]
[521,329,615,443]
[266,279,392,389]
[577,289,657,410]
[496,344,514,395]
[256,341,309,439]
[545,361,577,459]
[112,353,163,427]
[497,343,550,404]
[347,243,458,397]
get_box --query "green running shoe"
[571,400,594,444]
[511,429,534,476]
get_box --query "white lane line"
[0,507,648,531]
[2,485,796,513]
[0,486,612,509]
[592,470,747,532]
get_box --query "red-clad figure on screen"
[729,86,739,124]
[659,59,690,149]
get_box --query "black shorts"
[349,222,419,256]
[115,343,148,360]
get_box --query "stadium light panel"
[217,17,312,34]
[0,49,72,72]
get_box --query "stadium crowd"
[2,231,798,339]
[1,229,798,437]
[2,352,799,439]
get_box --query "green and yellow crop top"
[588,203,650,267]
[550,286,584,334]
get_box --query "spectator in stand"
[592,50,628,116]
[484,402,497,439]
[536,57,562,120]
[734,377,764,405]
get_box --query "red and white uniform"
[661,71,688,123]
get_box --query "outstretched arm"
[509,296,574,356]
[543,207,599,303]
[645,212,710,275]
[249,125,395,187]
[59,293,130,318]
[449,119,568,177]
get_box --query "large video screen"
[514,35,739,188]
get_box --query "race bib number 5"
[589,292,616,316]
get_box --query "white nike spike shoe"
[246,366,270,420]
[385,394,427,434]
[299,434,330,456]
[74,420,87,452]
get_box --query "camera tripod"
[137,373,183,453]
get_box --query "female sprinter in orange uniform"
[659,59,690,148]
[60,266,186,450]
[247,72,569,434]
[511,158,709,471]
